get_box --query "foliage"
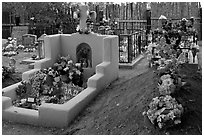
[146,95,184,129]
[158,74,175,95]
[24,48,36,52]
[143,22,198,129]
[13,55,84,110]
[3,2,78,35]
[3,37,18,57]
[2,66,15,80]
[15,81,30,99]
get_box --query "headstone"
[11,26,28,44]
[22,34,37,49]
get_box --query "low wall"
[2,33,119,128]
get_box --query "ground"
[2,55,202,135]
[2,51,36,88]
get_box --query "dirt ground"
[2,56,202,135]
[2,51,36,88]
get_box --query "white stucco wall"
[60,33,107,80]
[2,32,119,128]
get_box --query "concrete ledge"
[96,62,110,74]
[38,87,97,128]
[39,103,70,127]
[87,73,104,89]
[119,54,144,69]
[22,69,40,81]
[2,96,12,110]
[3,106,39,126]
[21,58,37,64]
[28,63,35,69]
[64,87,97,126]
[2,82,20,100]
[34,58,52,69]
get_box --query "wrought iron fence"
[93,20,147,63]
[119,32,144,63]
[2,25,14,39]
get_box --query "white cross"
[79,4,89,32]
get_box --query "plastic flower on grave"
[54,63,59,68]
[18,44,25,50]
[61,61,66,68]
[68,60,73,65]
[76,25,80,32]
[69,72,73,80]
[72,90,79,97]
[162,78,173,87]
[15,80,29,99]
[6,44,13,50]
[75,63,81,68]
[160,74,171,81]
[63,67,69,72]
[54,76,60,83]
[57,65,63,71]
[29,71,47,97]
[158,78,175,95]
[48,70,54,76]
[2,66,15,80]
[75,70,81,75]
[146,95,184,129]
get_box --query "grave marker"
[11,26,28,44]
[22,34,37,49]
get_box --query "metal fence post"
[128,34,132,63]
[138,34,141,54]
[199,7,202,41]
[119,35,121,63]
[146,5,151,47]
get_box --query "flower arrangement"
[144,23,189,129]
[158,74,176,95]
[15,81,30,99]
[3,51,18,57]
[13,55,84,110]
[77,27,91,34]
[23,47,36,52]
[145,95,184,129]
[119,54,128,63]
[2,66,15,80]
[3,37,18,57]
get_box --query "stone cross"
[79,4,89,32]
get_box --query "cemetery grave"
[2,4,119,128]
[2,2,202,135]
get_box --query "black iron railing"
[119,31,144,63]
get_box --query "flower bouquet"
[145,95,184,129]
[13,55,84,110]
[158,74,176,95]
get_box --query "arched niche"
[76,43,92,68]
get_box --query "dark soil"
[2,57,202,135]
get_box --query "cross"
[78,4,89,32]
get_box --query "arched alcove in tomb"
[76,43,92,68]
